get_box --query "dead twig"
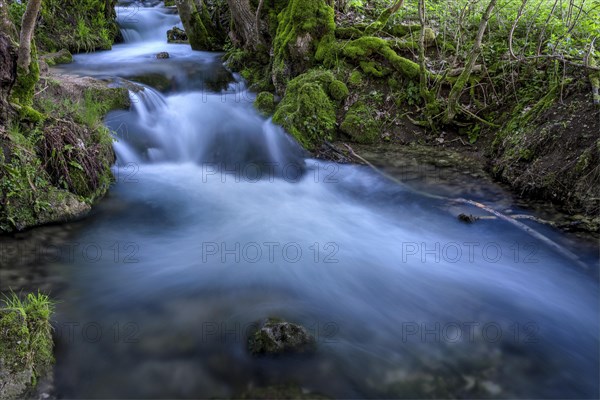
[342,143,589,270]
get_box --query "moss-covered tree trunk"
[365,0,404,35]
[176,0,222,50]
[445,0,497,123]
[271,0,336,93]
[0,0,17,124]
[8,0,42,113]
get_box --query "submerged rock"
[458,213,479,223]
[238,384,329,399]
[248,318,316,355]
[156,52,170,59]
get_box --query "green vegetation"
[271,0,336,92]
[9,0,119,53]
[0,292,54,399]
[254,92,277,116]
[176,0,224,51]
[1,77,128,233]
[340,101,380,144]
[272,69,338,149]
[219,0,599,220]
[42,49,73,66]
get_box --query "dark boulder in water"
[248,318,316,355]
[167,26,188,43]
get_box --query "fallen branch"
[342,143,589,270]
[458,105,499,127]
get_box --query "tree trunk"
[0,0,17,124]
[271,0,336,93]
[17,0,42,72]
[445,0,497,123]
[227,0,261,49]
[418,0,429,101]
[177,0,223,50]
[365,0,405,35]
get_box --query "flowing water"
[8,1,600,398]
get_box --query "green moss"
[423,28,437,45]
[272,0,336,91]
[0,126,51,232]
[388,77,400,91]
[335,26,364,39]
[11,46,40,108]
[359,60,391,77]
[17,106,45,124]
[365,8,393,35]
[315,33,341,70]
[42,49,73,66]
[349,70,363,86]
[0,291,54,396]
[273,69,337,149]
[384,24,421,37]
[176,0,224,51]
[329,80,349,101]
[342,36,422,80]
[254,92,276,115]
[225,48,273,92]
[340,101,380,144]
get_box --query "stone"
[248,318,316,355]
[167,27,188,43]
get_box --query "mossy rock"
[254,92,277,116]
[349,70,363,87]
[167,26,188,44]
[248,318,316,355]
[1,74,122,233]
[273,69,338,149]
[423,28,437,45]
[341,101,381,144]
[0,294,54,399]
[329,80,349,101]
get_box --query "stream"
[2,1,599,398]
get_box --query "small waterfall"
[263,119,294,168]
[116,3,182,43]
[112,88,306,174]
[129,85,168,124]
